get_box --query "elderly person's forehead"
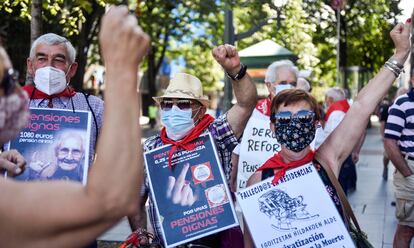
[34,43,69,59]
[59,136,83,147]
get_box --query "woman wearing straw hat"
[128,44,258,247]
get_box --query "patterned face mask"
[274,110,316,152]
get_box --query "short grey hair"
[264,60,298,83]
[325,87,346,101]
[297,78,311,92]
[30,33,76,63]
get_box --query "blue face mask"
[160,105,195,140]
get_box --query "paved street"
[347,119,398,248]
[99,119,406,247]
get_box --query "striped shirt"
[142,114,238,245]
[384,89,414,156]
[29,93,104,165]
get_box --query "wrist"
[226,63,247,81]
[227,64,242,76]
[392,52,409,64]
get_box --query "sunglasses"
[160,99,194,110]
[273,110,315,125]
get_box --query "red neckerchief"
[255,95,272,116]
[160,114,215,169]
[23,84,76,108]
[257,149,315,185]
[324,99,350,122]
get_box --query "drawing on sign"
[258,189,319,231]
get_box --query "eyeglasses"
[273,110,315,125]
[1,68,18,96]
[160,99,194,110]
[58,148,83,157]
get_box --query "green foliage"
[137,0,223,90]
[179,44,224,92]
[0,0,403,97]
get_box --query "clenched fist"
[212,44,242,76]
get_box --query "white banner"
[236,163,355,248]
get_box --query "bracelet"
[226,63,247,81]
[387,58,404,69]
[384,63,400,77]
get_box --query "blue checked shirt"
[28,93,104,165]
[142,114,238,245]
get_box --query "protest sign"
[144,132,238,248]
[5,108,91,185]
[237,163,355,248]
[236,109,281,190]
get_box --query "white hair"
[325,87,346,101]
[297,78,311,92]
[30,33,76,63]
[264,60,298,83]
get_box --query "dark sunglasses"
[160,99,194,110]
[273,110,315,125]
[1,68,18,96]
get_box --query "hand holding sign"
[0,149,25,176]
[166,163,197,206]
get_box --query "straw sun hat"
[153,73,209,107]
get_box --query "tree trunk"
[30,0,43,44]
[71,3,104,91]
[142,47,158,116]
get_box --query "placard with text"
[5,108,91,185]
[144,132,238,248]
[236,109,281,190]
[236,163,355,248]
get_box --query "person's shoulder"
[75,93,103,104]
[394,94,411,106]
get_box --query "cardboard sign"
[236,163,355,248]
[144,132,238,248]
[236,109,281,190]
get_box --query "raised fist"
[212,44,241,76]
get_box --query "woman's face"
[271,100,317,156]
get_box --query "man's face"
[26,43,78,80]
[159,98,206,122]
[56,137,84,171]
[266,67,297,98]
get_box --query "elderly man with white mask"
[23,33,103,168]
[22,33,104,248]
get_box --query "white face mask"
[34,66,69,95]
[273,84,293,95]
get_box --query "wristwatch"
[226,63,247,81]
